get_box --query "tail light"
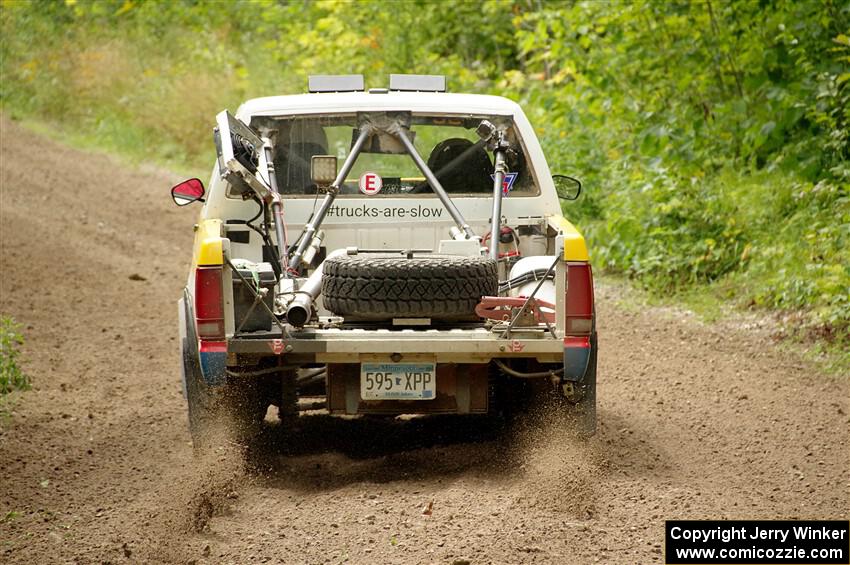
[565,262,594,336]
[195,266,225,340]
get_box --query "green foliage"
[0,316,29,395]
[0,0,847,339]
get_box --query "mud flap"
[562,333,597,435]
[178,298,191,399]
[199,341,227,387]
[562,334,595,383]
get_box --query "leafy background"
[1,0,848,346]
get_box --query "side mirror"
[311,155,338,187]
[171,178,205,206]
[553,174,582,201]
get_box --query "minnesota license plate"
[360,363,436,400]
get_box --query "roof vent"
[308,74,365,93]
[388,74,446,92]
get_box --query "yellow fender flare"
[547,216,590,262]
[192,218,224,267]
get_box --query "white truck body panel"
[203,91,561,232]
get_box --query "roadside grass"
[3,112,207,182]
[0,316,29,420]
[598,274,850,378]
[1,510,22,524]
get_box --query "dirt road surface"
[1,117,848,564]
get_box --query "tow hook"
[562,381,585,403]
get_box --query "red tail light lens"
[566,262,594,335]
[195,266,224,340]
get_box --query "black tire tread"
[322,254,497,320]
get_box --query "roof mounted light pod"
[388,74,446,92]
[307,74,365,93]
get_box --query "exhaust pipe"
[285,248,353,327]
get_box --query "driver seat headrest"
[427,138,493,193]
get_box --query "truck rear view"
[173,75,597,448]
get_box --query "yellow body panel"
[193,218,224,266]
[548,216,590,262]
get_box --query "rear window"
[254,113,538,197]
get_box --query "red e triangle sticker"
[491,172,518,196]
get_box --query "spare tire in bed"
[321,254,498,321]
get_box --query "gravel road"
[1,117,848,564]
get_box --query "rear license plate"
[360,363,436,400]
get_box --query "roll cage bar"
[214,109,511,274]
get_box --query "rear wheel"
[488,354,597,437]
[182,342,271,449]
[219,378,267,443]
[183,337,219,448]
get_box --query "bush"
[0,316,29,395]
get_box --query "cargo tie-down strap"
[475,296,556,324]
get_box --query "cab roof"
[235,91,523,121]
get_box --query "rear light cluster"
[195,266,225,340]
[565,262,594,336]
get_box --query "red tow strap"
[475,296,556,323]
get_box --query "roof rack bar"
[308,74,365,93]
[388,74,446,92]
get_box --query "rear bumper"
[227,326,565,364]
[199,327,598,394]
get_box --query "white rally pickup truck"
[173,74,597,447]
